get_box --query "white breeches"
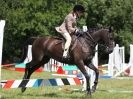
[61,32,72,50]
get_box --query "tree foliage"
[86,0,133,62]
[0,0,133,63]
[0,0,87,63]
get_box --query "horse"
[20,27,114,95]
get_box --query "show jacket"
[55,12,77,34]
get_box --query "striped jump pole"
[1,78,81,89]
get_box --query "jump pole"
[1,78,81,89]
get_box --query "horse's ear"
[109,26,113,33]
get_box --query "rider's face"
[76,11,84,17]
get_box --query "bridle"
[85,31,96,45]
[84,29,114,49]
[105,30,114,49]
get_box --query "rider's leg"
[62,32,72,57]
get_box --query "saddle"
[54,35,78,52]
[54,34,90,53]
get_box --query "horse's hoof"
[91,86,96,93]
[21,87,26,93]
[87,91,92,97]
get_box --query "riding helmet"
[73,5,85,13]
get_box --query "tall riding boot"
[63,48,69,58]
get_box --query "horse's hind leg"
[21,60,41,93]
[87,63,99,93]
[21,57,50,93]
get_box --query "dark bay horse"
[21,28,114,95]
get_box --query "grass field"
[1,69,133,99]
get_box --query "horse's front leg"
[86,63,99,93]
[76,60,91,96]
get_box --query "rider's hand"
[75,29,83,36]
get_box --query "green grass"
[1,69,133,99]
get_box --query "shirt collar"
[71,11,77,19]
[73,13,77,19]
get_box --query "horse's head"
[99,27,115,54]
[84,27,115,54]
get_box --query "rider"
[55,4,85,58]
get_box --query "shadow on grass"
[1,88,91,99]
[18,91,89,99]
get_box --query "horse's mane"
[87,26,112,34]
[87,27,106,34]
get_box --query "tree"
[0,0,88,63]
[86,0,133,63]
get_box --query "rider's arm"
[65,15,77,34]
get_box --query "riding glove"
[75,29,83,36]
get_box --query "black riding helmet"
[73,5,85,13]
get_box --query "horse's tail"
[19,37,38,63]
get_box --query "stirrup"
[63,52,68,59]
[63,55,68,59]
